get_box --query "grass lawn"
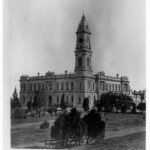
[11,114,57,125]
[11,112,145,148]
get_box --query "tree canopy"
[95,92,134,113]
[51,107,105,147]
[82,109,105,144]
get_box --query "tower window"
[79,37,83,43]
[78,57,82,66]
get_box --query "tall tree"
[11,87,21,109]
[82,109,105,144]
[60,93,66,110]
[32,91,45,117]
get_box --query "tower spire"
[74,15,92,76]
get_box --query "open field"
[11,112,145,149]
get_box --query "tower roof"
[77,14,91,33]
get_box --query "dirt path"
[11,119,54,129]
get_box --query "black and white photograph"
[3,0,146,149]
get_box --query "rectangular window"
[106,84,108,91]
[57,83,59,91]
[61,82,64,90]
[30,84,32,92]
[80,82,82,90]
[34,83,36,91]
[78,97,81,104]
[42,83,44,91]
[109,84,111,91]
[71,96,74,103]
[66,82,69,90]
[50,81,52,91]
[38,83,40,91]
[93,83,94,91]
[71,82,74,90]
[119,85,121,91]
[57,96,59,103]
[116,84,118,91]
[112,84,114,91]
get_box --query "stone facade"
[20,15,130,110]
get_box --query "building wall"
[20,73,130,109]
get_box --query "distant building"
[20,15,130,110]
[130,90,146,106]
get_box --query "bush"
[47,107,55,114]
[12,109,26,119]
[40,120,49,129]
[137,103,146,111]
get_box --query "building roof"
[77,14,91,34]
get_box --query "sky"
[4,0,145,98]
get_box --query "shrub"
[12,109,26,119]
[47,107,55,114]
[40,120,49,129]
[137,103,146,111]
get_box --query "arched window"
[87,57,90,66]
[78,57,82,67]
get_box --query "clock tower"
[75,15,92,76]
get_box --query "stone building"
[130,90,146,106]
[20,15,130,110]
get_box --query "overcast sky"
[4,0,145,98]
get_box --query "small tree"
[51,112,67,146]
[60,93,66,110]
[27,100,32,110]
[32,91,45,117]
[11,87,21,110]
[64,108,86,144]
[82,109,105,144]
[82,98,89,112]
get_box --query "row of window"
[56,82,74,91]
[100,82,121,92]
[21,82,74,92]
[21,95,97,106]
[100,83,129,92]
